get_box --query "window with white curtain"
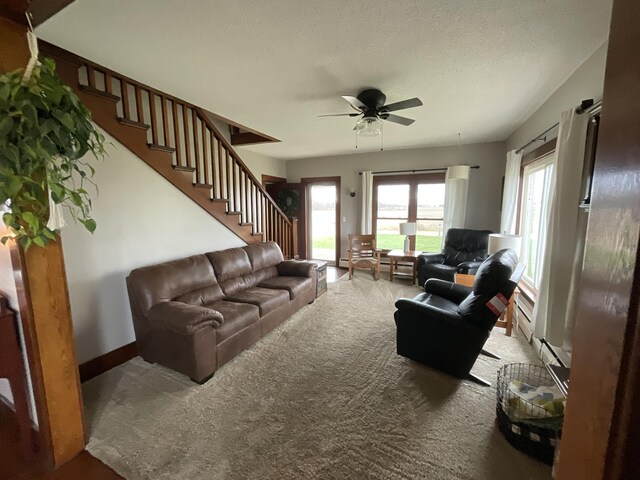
[519,155,554,289]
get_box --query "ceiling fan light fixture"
[355,117,383,137]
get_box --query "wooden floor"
[0,404,122,480]
[2,267,348,480]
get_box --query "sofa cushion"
[259,276,313,299]
[207,248,254,295]
[205,300,260,343]
[128,254,221,317]
[224,287,290,317]
[244,241,284,272]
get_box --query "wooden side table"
[387,250,422,285]
[454,273,518,336]
[309,260,327,297]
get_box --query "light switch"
[343,216,347,223]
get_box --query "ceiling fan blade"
[318,113,361,117]
[382,97,423,112]
[382,114,415,126]
[341,95,367,112]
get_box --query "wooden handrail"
[40,41,295,255]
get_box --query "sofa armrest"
[457,260,483,275]
[417,253,445,269]
[148,301,223,336]
[394,298,465,326]
[277,260,317,277]
[424,278,472,304]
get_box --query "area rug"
[83,275,551,480]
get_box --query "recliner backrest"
[442,228,492,266]
[457,249,520,329]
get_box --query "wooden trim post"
[0,14,86,470]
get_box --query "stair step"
[227,211,242,216]
[211,198,229,204]
[80,85,120,102]
[193,183,213,189]
[240,222,252,227]
[149,143,176,153]
[118,117,150,130]
[173,165,196,172]
[251,233,263,237]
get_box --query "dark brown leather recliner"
[126,242,317,383]
[394,249,524,386]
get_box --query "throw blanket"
[505,380,565,428]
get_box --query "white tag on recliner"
[486,293,509,315]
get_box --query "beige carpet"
[83,275,551,480]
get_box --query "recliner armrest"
[457,260,483,275]
[394,298,466,326]
[417,253,445,269]
[148,301,224,335]
[277,260,317,277]
[424,278,472,304]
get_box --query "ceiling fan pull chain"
[355,130,358,149]
[380,124,384,151]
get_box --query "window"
[519,155,554,289]
[373,174,445,251]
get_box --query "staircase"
[41,42,297,258]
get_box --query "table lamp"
[399,222,417,252]
[488,233,522,259]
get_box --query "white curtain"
[533,108,589,346]
[442,165,470,243]
[360,171,373,234]
[500,150,522,234]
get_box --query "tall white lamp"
[399,222,417,252]
[488,233,522,259]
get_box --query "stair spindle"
[182,106,191,168]
[172,101,181,166]
[161,96,170,147]
[134,85,144,124]
[104,71,112,94]
[192,110,201,181]
[217,138,224,199]
[226,151,233,212]
[87,65,96,89]
[121,80,131,120]
[203,123,211,189]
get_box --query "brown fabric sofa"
[126,242,317,383]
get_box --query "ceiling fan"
[319,88,423,136]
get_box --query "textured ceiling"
[37,0,612,160]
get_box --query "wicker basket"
[496,363,564,465]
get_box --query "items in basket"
[505,380,565,423]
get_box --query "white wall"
[506,42,608,151]
[237,147,287,183]
[285,141,506,258]
[61,129,244,364]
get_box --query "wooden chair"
[348,234,381,280]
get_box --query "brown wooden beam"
[79,342,138,383]
[0,0,76,26]
[231,131,277,146]
[0,14,85,470]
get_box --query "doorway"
[303,177,341,266]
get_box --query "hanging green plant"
[0,56,106,249]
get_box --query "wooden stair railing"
[41,43,297,258]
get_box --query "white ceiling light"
[355,117,383,137]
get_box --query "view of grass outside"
[313,234,442,252]
[309,185,337,261]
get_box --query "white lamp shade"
[488,233,522,257]
[446,165,471,181]
[399,222,417,236]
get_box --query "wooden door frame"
[302,177,341,266]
